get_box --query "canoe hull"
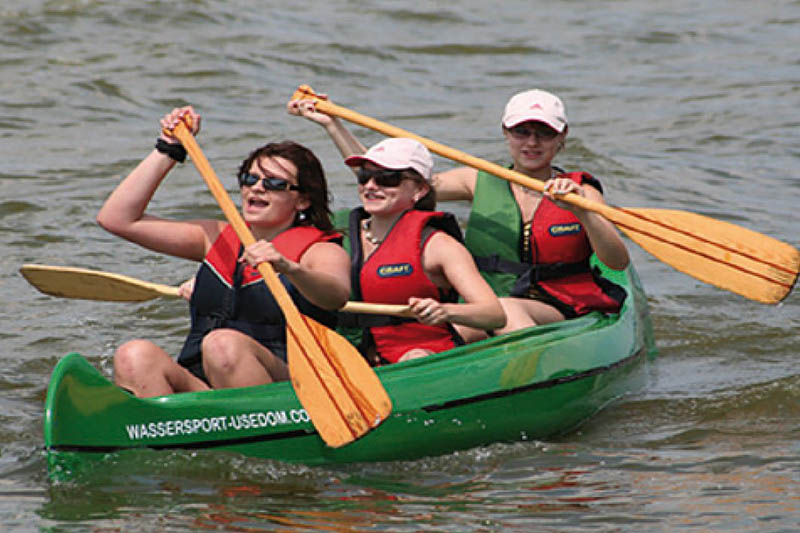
[45,262,656,478]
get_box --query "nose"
[361,176,379,189]
[250,177,268,191]
[523,131,543,144]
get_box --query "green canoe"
[44,259,656,480]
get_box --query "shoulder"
[563,170,604,195]
[301,239,349,263]
[422,230,469,260]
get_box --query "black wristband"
[154,138,187,163]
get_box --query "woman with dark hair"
[97,106,350,397]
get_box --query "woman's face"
[503,121,566,175]
[239,156,309,227]
[357,163,429,217]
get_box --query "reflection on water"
[35,440,799,530]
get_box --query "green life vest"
[463,169,523,297]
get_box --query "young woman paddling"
[337,138,505,365]
[288,90,628,340]
[97,106,350,397]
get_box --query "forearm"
[577,211,630,270]
[323,117,367,160]
[443,301,506,330]
[96,150,175,237]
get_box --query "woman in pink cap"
[288,89,628,341]
[331,137,505,365]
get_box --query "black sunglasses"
[356,168,409,188]
[237,172,301,191]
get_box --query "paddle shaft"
[20,263,415,316]
[294,86,594,209]
[289,89,693,247]
[170,118,395,447]
[291,85,799,304]
[171,123,299,317]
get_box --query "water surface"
[1,1,798,530]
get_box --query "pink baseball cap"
[345,138,434,182]
[501,89,568,132]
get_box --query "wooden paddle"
[18,263,415,317]
[166,116,391,447]
[291,85,800,304]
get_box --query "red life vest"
[527,172,623,315]
[177,224,342,375]
[357,210,461,364]
[205,224,337,286]
[464,170,625,317]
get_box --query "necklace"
[362,218,383,245]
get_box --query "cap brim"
[504,116,565,132]
[344,154,404,170]
[344,155,370,167]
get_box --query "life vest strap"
[474,254,590,281]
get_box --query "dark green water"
[1,1,798,530]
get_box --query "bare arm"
[430,166,478,202]
[544,178,630,270]
[96,107,221,261]
[410,232,506,330]
[287,97,366,174]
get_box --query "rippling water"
[1,1,798,530]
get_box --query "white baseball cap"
[502,89,568,132]
[345,138,434,182]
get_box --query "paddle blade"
[20,264,181,302]
[286,316,392,448]
[611,208,799,304]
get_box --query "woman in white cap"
[288,89,628,340]
[330,137,504,365]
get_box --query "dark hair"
[238,141,334,232]
[405,169,436,211]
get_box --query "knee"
[201,330,240,374]
[397,348,434,362]
[113,339,160,381]
[496,299,537,333]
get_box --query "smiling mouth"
[247,197,270,208]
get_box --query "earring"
[298,210,307,221]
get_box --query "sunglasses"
[237,172,301,191]
[356,168,409,188]
[507,123,559,141]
